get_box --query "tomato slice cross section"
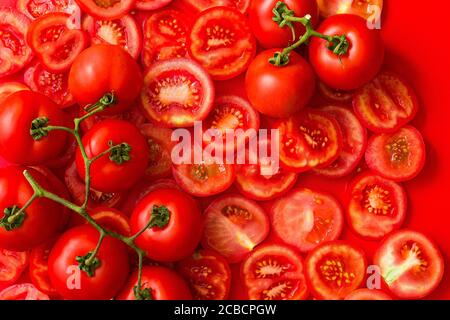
[0,283,49,300]
[0,249,28,290]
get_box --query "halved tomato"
[275,109,343,172]
[0,283,49,300]
[345,289,392,300]
[74,0,136,20]
[0,82,30,105]
[29,238,58,297]
[177,249,231,300]
[306,241,367,300]
[17,0,80,20]
[353,72,419,133]
[88,207,131,236]
[374,230,444,299]
[202,194,269,263]
[0,8,34,78]
[365,126,426,181]
[241,244,308,300]
[188,6,256,80]
[271,188,344,253]
[318,82,354,104]
[179,0,250,14]
[315,106,367,178]
[317,0,383,20]
[146,42,188,65]
[0,249,28,290]
[140,58,215,127]
[136,0,173,11]
[347,172,407,240]
[82,14,142,59]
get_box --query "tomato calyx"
[83,92,117,113]
[0,206,26,231]
[75,251,101,277]
[147,205,171,229]
[108,142,132,165]
[30,117,50,141]
[133,285,153,301]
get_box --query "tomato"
[74,0,136,20]
[271,188,344,253]
[17,0,81,20]
[374,230,444,299]
[188,7,256,81]
[0,166,65,251]
[0,249,28,290]
[347,172,407,240]
[308,14,384,91]
[0,82,30,105]
[48,225,130,300]
[69,44,143,115]
[177,249,231,300]
[318,81,354,104]
[27,12,88,72]
[353,72,419,133]
[69,207,131,236]
[131,188,203,262]
[317,0,383,20]
[275,109,342,172]
[117,266,192,300]
[76,119,149,193]
[202,194,269,263]
[140,58,214,127]
[0,8,34,78]
[0,91,69,165]
[136,0,172,11]
[29,238,58,297]
[241,244,308,300]
[365,126,426,182]
[179,0,250,14]
[315,106,367,178]
[345,289,392,300]
[249,0,319,49]
[24,62,74,108]
[0,283,49,300]
[82,14,142,59]
[245,49,315,118]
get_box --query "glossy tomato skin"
[0,91,69,165]
[74,0,136,20]
[345,288,392,300]
[69,44,143,115]
[309,14,384,90]
[136,0,173,11]
[246,49,315,118]
[0,249,28,291]
[130,188,203,262]
[249,0,319,49]
[117,266,192,300]
[0,82,30,105]
[48,225,130,300]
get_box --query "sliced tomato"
[74,0,136,20]
[315,106,367,178]
[365,126,426,181]
[0,8,34,77]
[353,72,419,133]
[177,249,231,300]
[82,14,141,59]
[241,244,308,300]
[347,172,407,240]
[271,188,344,253]
[146,42,188,65]
[345,289,392,300]
[140,58,215,127]
[136,0,173,11]
[317,0,383,20]
[188,6,256,80]
[374,230,444,299]
[318,82,354,104]
[179,0,250,14]
[29,238,58,297]
[202,194,269,263]
[88,207,131,236]
[275,109,343,172]
[0,249,28,290]
[306,241,367,300]
[0,283,49,300]
[17,0,80,20]
[0,82,30,105]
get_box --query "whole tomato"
[68,44,143,115]
[308,14,384,90]
[245,49,315,118]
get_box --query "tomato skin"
[69,44,143,115]
[0,249,28,291]
[245,49,315,118]
[117,266,192,300]
[130,188,203,262]
[48,225,130,300]
[345,288,392,300]
[136,0,173,11]
[309,14,384,91]
[0,82,30,105]
[74,0,136,20]
[29,238,59,297]
[0,283,49,300]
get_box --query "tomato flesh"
[317,0,383,21]
[0,283,49,300]
[17,0,80,20]
[74,0,136,20]
[179,0,250,14]
[0,249,28,290]
[136,0,173,11]
[29,238,58,297]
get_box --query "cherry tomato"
[0,249,28,290]
[317,0,383,21]
[309,14,384,90]
[0,82,30,105]
[29,238,58,297]
[177,249,231,300]
[48,225,130,300]
[318,81,354,104]
[241,244,309,300]
[245,49,315,118]
[202,194,269,263]
[74,0,136,20]
[179,0,250,14]
[365,126,426,182]
[188,7,256,80]
[374,230,444,299]
[0,283,49,300]
[136,0,173,11]
[17,0,80,20]
[345,288,391,300]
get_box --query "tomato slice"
[317,0,383,20]
[315,106,367,178]
[365,126,426,182]
[0,82,30,105]
[202,194,269,263]
[29,238,58,297]
[0,249,28,290]
[318,81,354,104]
[0,283,49,300]
[179,0,250,14]
[374,230,444,299]
[306,241,367,300]
[82,14,142,59]
[177,249,231,300]
[0,8,34,77]
[188,7,256,80]
[275,109,343,172]
[74,0,136,20]
[136,0,173,10]
[271,188,344,253]
[241,244,308,300]
[347,172,407,240]
[140,58,215,127]
[353,72,418,133]
[345,289,392,300]
[146,42,188,65]
[17,0,80,20]
[89,207,131,236]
